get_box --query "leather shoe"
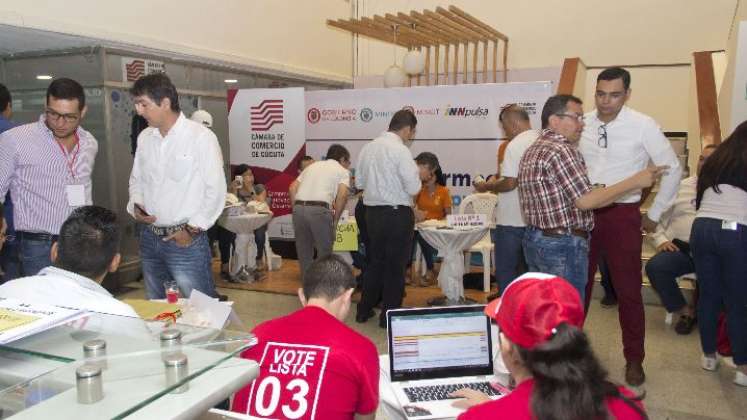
[625,362,645,386]
[674,315,696,335]
[356,309,374,323]
[600,295,617,308]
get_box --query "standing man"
[475,104,538,293]
[0,78,98,277]
[0,83,18,281]
[355,109,420,328]
[128,73,226,299]
[518,94,664,304]
[289,144,351,280]
[580,67,681,386]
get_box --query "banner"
[121,57,165,82]
[305,82,553,210]
[228,88,306,239]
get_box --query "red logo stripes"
[125,60,145,82]
[251,99,284,131]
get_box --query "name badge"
[66,184,86,207]
[722,220,738,231]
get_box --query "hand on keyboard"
[403,382,499,404]
[449,388,492,409]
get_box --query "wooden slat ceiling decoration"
[328,5,508,86]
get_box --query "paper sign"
[333,221,358,252]
[447,214,487,229]
[0,309,39,332]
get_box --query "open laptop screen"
[388,306,493,381]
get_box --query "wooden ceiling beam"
[327,19,411,48]
[383,13,450,44]
[435,7,495,40]
[423,9,486,42]
[448,5,508,41]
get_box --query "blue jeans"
[645,249,695,313]
[18,238,53,277]
[523,227,589,302]
[409,231,437,270]
[140,227,217,299]
[691,218,747,365]
[492,225,527,293]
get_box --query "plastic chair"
[459,193,498,292]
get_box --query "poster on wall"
[305,82,553,210]
[121,57,165,82]
[228,88,306,239]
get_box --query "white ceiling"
[0,24,102,56]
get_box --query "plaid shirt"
[518,129,594,231]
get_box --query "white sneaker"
[735,370,747,387]
[701,355,719,371]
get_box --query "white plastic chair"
[459,193,498,292]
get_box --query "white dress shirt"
[355,131,420,207]
[295,159,350,206]
[127,113,227,230]
[697,184,747,226]
[580,106,682,221]
[496,129,539,227]
[0,266,139,318]
[649,176,697,247]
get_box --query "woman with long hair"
[691,121,747,386]
[453,273,647,419]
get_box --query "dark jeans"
[492,225,526,293]
[691,218,747,365]
[357,205,414,325]
[523,226,589,302]
[18,237,54,278]
[140,227,217,299]
[645,249,695,313]
[0,194,20,282]
[409,231,437,270]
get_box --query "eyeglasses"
[598,124,608,148]
[555,113,584,123]
[45,109,80,123]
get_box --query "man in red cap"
[451,272,646,419]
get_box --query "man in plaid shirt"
[518,94,666,301]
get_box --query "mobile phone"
[134,203,150,217]
[234,175,243,188]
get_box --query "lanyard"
[56,133,81,179]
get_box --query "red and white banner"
[228,88,306,239]
[120,57,165,82]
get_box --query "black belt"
[295,200,329,209]
[16,231,59,242]
[366,204,409,210]
[149,223,187,237]
[540,227,589,239]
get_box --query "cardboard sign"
[446,213,487,229]
[333,221,358,252]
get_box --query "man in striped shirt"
[0,78,98,277]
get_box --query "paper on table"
[0,298,85,344]
[0,308,39,332]
[182,290,232,329]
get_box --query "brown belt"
[541,227,589,239]
[295,200,330,209]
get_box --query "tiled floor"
[118,283,746,420]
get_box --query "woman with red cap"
[452,272,647,419]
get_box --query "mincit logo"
[250,99,284,131]
[359,107,373,122]
[307,107,321,124]
[442,105,490,118]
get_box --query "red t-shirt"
[458,378,645,419]
[231,306,379,420]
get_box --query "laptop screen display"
[388,306,493,381]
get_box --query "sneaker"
[701,354,719,371]
[735,370,747,387]
[625,362,645,386]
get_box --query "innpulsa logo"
[442,106,490,118]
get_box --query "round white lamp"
[383,65,408,88]
[403,50,425,75]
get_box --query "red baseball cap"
[484,272,585,349]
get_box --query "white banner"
[121,57,165,82]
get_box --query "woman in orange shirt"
[409,152,452,286]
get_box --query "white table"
[219,212,272,273]
[417,226,489,304]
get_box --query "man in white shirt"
[579,67,682,386]
[475,104,539,293]
[127,73,226,300]
[646,145,715,335]
[0,206,138,319]
[354,109,421,329]
[289,144,351,280]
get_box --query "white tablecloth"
[418,226,489,302]
[219,213,272,271]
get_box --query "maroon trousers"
[584,203,645,363]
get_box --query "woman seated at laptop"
[452,272,647,419]
[407,152,452,287]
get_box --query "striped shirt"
[0,115,98,234]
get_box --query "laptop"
[386,305,504,419]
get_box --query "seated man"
[0,205,138,319]
[232,255,379,419]
[645,144,716,335]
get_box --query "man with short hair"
[580,67,682,385]
[0,78,98,277]
[518,94,664,304]
[476,104,538,292]
[0,205,138,319]
[299,155,315,173]
[231,255,379,420]
[127,73,226,300]
[355,109,421,328]
[289,144,351,280]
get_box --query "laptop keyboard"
[403,382,501,402]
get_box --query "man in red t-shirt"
[231,255,379,420]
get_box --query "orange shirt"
[416,185,452,220]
